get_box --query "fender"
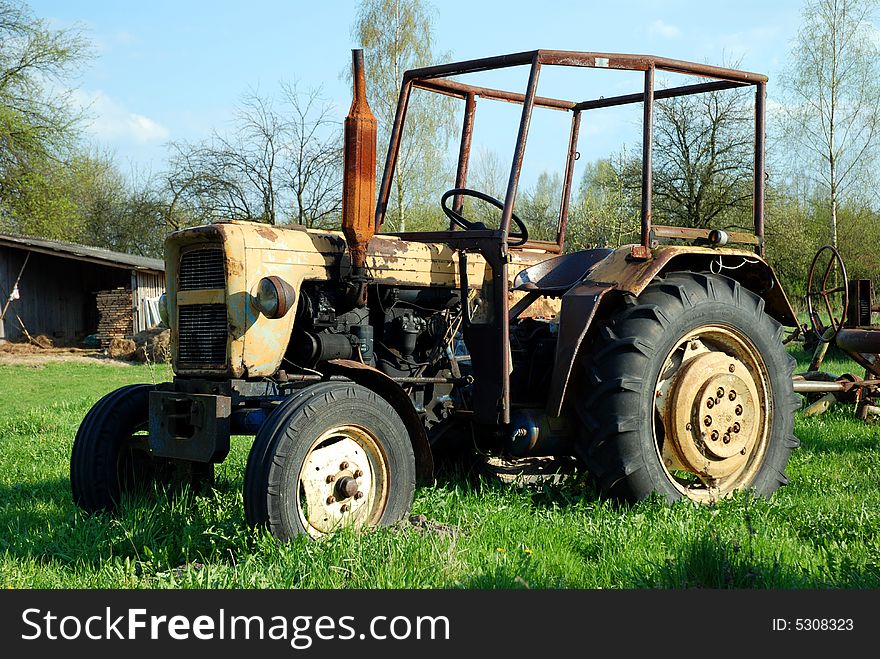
[323,359,434,483]
[545,245,798,417]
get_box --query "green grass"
[1,353,879,589]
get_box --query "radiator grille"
[179,248,225,290]
[177,304,227,366]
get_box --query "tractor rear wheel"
[71,384,213,512]
[243,382,416,540]
[573,272,800,503]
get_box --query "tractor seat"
[513,248,613,295]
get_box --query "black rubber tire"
[71,384,214,512]
[573,272,801,503]
[244,381,416,541]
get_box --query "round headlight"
[253,276,295,319]
[158,293,169,327]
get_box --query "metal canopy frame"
[375,49,768,257]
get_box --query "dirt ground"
[0,338,131,367]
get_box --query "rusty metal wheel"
[653,326,771,501]
[573,272,800,504]
[244,382,415,541]
[806,244,849,342]
[296,424,390,539]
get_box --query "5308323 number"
[795,618,853,631]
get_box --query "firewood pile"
[95,288,133,347]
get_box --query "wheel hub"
[299,429,375,536]
[664,351,760,481]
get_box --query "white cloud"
[649,20,681,39]
[710,27,778,63]
[112,30,137,45]
[71,89,169,144]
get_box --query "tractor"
[71,49,801,540]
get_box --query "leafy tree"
[779,0,880,250]
[0,0,89,230]
[568,152,641,250]
[353,0,454,232]
[517,171,562,242]
[762,184,819,301]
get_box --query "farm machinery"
[793,245,880,419]
[72,49,803,540]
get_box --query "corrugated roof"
[0,232,164,272]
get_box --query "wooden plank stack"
[95,287,133,347]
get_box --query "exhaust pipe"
[342,49,377,278]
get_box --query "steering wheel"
[806,244,849,342]
[440,188,529,247]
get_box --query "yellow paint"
[166,219,560,378]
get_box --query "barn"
[0,233,165,346]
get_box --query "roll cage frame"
[375,48,768,257]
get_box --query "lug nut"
[716,387,725,399]
[735,404,743,416]
[340,461,349,470]
[729,390,737,401]
[354,469,363,478]
[706,398,714,409]
[704,415,713,427]
[354,491,364,500]
[732,422,741,434]
[326,496,336,504]
[723,434,731,444]
[729,364,735,372]
[340,504,349,513]
[710,430,719,441]
[325,474,336,484]
[741,447,747,455]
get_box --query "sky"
[29,0,806,185]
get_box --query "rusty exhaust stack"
[342,49,377,279]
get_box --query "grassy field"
[1,347,878,589]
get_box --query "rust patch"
[226,256,244,277]
[256,226,278,242]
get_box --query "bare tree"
[166,139,258,222]
[281,82,342,228]
[780,0,880,250]
[166,93,282,224]
[652,87,754,230]
[164,84,342,228]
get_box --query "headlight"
[158,293,169,327]
[253,276,295,319]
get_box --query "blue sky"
[30,0,805,182]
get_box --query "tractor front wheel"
[71,384,213,512]
[243,382,416,540]
[574,272,800,503]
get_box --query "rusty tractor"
[71,49,802,540]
